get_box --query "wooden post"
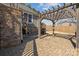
[75,7,79,55]
[20,11,23,43]
[76,9,79,48]
[52,21,55,36]
[38,19,41,39]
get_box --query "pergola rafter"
[59,10,72,19]
[55,10,65,21]
[41,4,74,20]
[41,4,76,15]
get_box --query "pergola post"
[52,21,55,36]
[76,18,79,48]
[20,11,23,42]
[75,7,79,55]
[38,18,41,39]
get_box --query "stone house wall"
[0,4,22,48]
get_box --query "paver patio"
[0,35,78,56]
[36,35,77,56]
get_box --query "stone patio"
[0,35,78,56]
[36,36,77,56]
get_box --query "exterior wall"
[32,15,39,28]
[22,13,28,34]
[22,12,39,35]
[31,19,38,33]
[2,3,39,15]
[32,16,39,33]
[33,18,38,28]
[0,4,22,48]
[27,15,39,35]
[0,3,39,48]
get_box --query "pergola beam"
[40,4,77,21]
[41,3,76,15]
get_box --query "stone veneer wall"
[0,4,22,48]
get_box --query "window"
[29,14,32,23]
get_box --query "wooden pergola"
[38,3,79,49]
[38,3,78,38]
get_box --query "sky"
[30,3,64,25]
[30,3,64,13]
[30,3,76,25]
